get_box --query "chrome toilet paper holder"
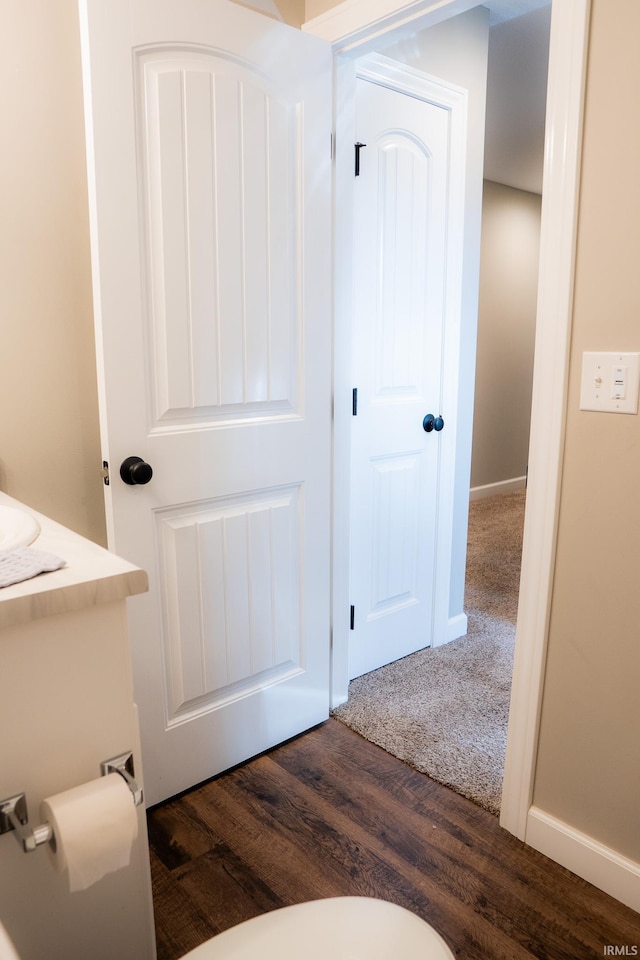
[0,751,143,854]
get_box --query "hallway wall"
[471,180,541,491]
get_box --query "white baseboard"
[527,806,640,914]
[330,691,348,710]
[437,612,467,646]
[470,476,527,501]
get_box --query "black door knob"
[423,414,445,433]
[120,456,153,485]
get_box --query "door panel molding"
[134,45,300,427]
[156,484,302,722]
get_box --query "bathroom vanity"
[0,493,156,960]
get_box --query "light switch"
[580,352,640,413]
[612,366,627,399]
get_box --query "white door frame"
[304,0,591,843]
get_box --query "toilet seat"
[0,923,19,960]
[181,897,455,960]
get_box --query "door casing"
[304,0,591,846]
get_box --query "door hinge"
[352,387,358,416]
[354,141,367,176]
[101,461,110,486]
[350,605,355,630]
[331,132,335,159]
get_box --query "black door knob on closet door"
[423,414,445,433]
[120,456,153,485]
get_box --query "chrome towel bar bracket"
[100,751,143,807]
[0,793,53,852]
[0,750,142,854]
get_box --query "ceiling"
[483,2,552,194]
[483,0,550,25]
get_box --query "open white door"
[79,0,332,805]
[349,57,466,680]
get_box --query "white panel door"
[349,66,461,680]
[79,0,332,804]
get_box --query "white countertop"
[0,492,147,630]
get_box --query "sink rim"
[0,505,41,552]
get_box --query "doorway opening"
[320,0,568,824]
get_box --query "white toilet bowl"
[0,923,19,960]
[1,897,454,960]
[182,897,454,960]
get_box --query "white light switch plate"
[579,352,640,413]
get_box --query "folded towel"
[0,546,66,589]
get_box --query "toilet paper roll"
[40,773,138,892]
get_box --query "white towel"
[0,546,66,588]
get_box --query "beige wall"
[0,0,106,545]
[471,181,540,489]
[533,0,640,863]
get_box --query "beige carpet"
[332,490,526,815]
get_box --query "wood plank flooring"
[148,719,639,960]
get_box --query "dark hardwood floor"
[148,719,639,960]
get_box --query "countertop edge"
[0,568,149,631]
[0,493,149,630]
